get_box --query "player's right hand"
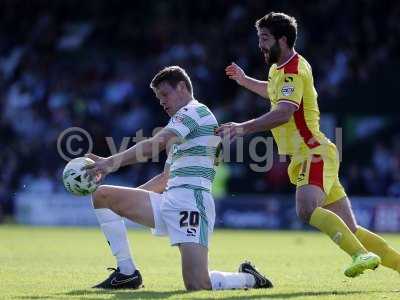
[215,122,246,143]
[225,62,246,86]
[82,153,113,182]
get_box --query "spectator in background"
[372,143,392,179]
[362,167,385,196]
[345,163,367,196]
[388,172,400,198]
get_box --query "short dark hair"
[255,12,298,48]
[150,66,193,94]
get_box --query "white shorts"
[149,187,215,248]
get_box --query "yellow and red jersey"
[267,52,335,157]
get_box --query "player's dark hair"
[150,66,193,94]
[255,12,297,48]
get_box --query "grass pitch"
[1,225,400,299]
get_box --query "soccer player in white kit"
[84,66,273,291]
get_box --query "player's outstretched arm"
[242,102,296,133]
[225,62,268,99]
[83,128,178,179]
[138,164,170,193]
[108,128,178,170]
[216,102,296,141]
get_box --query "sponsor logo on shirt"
[284,76,293,82]
[281,85,295,97]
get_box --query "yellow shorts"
[288,146,347,206]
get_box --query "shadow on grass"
[203,290,397,300]
[14,297,52,300]
[62,289,188,299]
[14,288,397,299]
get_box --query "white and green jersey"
[164,99,221,192]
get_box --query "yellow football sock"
[309,207,367,257]
[355,226,400,272]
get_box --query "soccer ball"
[63,157,99,196]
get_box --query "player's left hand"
[215,122,246,143]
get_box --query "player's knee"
[296,201,317,223]
[92,185,112,209]
[185,281,200,291]
[183,272,211,291]
[185,278,211,291]
[199,276,212,290]
[297,208,312,223]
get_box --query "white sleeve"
[165,147,173,166]
[165,111,199,139]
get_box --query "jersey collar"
[173,99,198,117]
[277,51,298,70]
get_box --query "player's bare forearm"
[242,102,297,135]
[241,110,288,134]
[108,129,178,171]
[81,128,177,181]
[216,103,296,142]
[83,128,177,180]
[138,171,168,193]
[225,62,268,99]
[239,76,268,99]
[108,139,155,170]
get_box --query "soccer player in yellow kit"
[217,12,400,277]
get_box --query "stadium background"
[1,0,400,231]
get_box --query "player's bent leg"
[208,262,272,290]
[297,185,380,277]
[327,197,400,273]
[295,184,325,222]
[355,226,400,273]
[91,185,156,289]
[297,185,366,257]
[324,196,358,232]
[178,244,272,291]
[179,243,212,291]
[238,261,273,288]
[93,185,155,227]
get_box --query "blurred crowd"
[1,0,400,216]
[344,136,400,198]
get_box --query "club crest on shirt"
[281,85,295,96]
[172,113,185,124]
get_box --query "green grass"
[1,225,400,299]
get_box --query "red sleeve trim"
[277,99,300,110]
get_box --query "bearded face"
[257,28,281,65]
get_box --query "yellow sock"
[309,207,367,257]
[355,226,400,272]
